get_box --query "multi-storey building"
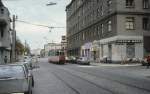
[66,0,150,63]
[0,1,11,64]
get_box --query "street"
[32,58,150,94]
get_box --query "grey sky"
[3,0,70,50]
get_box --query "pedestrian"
[4,56,7,64]
[146,55,150,69]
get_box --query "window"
[101,6,104,16]
[108,20,112,31]
[143,0,149,9]
[94,27,97,36]
[97,8,100,17]
[0,28,4,37]
[82,32,85,40]
[125,17,135,30]
[143,18,149,30]
[97,26,100,35]
[97,0,100,3]
[126,0,134,7]
[107,0,112,12]
[101,24,104,34]
[1,8,4,14]
[101,45,104,57]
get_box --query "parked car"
[77,57,90,65]
[102,56,112,63]
[0,65,33,94]
[66,56,77,64]
[17,61,35,87]
[24,56,32,63]
[141,58,148,66]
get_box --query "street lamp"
[46,2,57,6]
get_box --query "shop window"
[126,43,135,58]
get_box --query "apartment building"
[66,0,150,63]
[0,1,11,64]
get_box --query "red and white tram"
[48,50,65,64]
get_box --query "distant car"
[24,56,32,63]
[77,57,90,65]
[66,56,77,64]
[0,65,33,94]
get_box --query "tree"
[16,38,24,55]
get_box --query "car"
[141,58,148,66]
[77,57,90,65]
[0,64,33,94]
[16,62,35,87]
[24,56,32,63]
[66,56,77,64]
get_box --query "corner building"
[0,1,11,64]
[66,0,150,63]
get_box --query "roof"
[0,0,4,7]
[66,0,75,9]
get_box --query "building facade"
[44,43,61,57]
[31,48,41,56]
[0,1,11,64]
[40,49,45,58]
[66,0,150,63]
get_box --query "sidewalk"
[90,62,150,78]
[90,62,141,67]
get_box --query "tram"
[48,50,65,64]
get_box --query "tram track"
[52,71,81,94]
[64,66,150,93]
[51,65,117,94]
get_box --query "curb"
[90,63,141,67]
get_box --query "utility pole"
[11,15,17,62]
[24,40,27,55]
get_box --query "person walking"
[4,56,7,64]
[146,55,150,68]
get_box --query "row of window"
[126,17,149,30]
[68,0,149,36]
[126,0,149,9]
[68,17,149,46]
[68,0,149,18]
[69,16,149,36]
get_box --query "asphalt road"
[32,58,150,94]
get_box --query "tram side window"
[60,52,64,55]
[56,52,59,56]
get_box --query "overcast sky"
[3,0,70,50]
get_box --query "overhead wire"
[16,19,65,29]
